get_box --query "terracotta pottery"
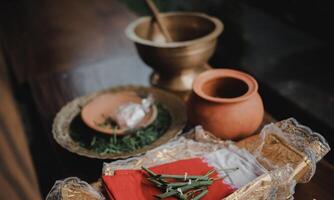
[187,69,264,140]
[81,91,157,136]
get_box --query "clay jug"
[187,69,264,140]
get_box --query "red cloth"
[102,158,235,200]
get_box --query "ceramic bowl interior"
[194,69,258,103]
[202,77,249,99]
[81,91,157,135]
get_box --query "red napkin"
[102,158,235,200]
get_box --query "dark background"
[1,0,333,198]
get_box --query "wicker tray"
[52,86,187,159]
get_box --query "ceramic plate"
[80,91,158,136]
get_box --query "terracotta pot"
[187,69,264,140]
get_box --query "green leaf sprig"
[70,104,171,154]
[142,166,238,200]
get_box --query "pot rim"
[193,68,259,103]
[125,12,224,48]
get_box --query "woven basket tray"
[52,86,187,159]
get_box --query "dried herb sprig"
[155,180,213,199]
[192,189,208,200]
[142,166,238,200]
[94,114,119,129]
[70,104,171,154]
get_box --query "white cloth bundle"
[203,147,266,188]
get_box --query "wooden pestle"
[145,0,173,42]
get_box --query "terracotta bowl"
[126,12,223,93]
[187,69,264,140]
[81,91,157,135]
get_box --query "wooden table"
[1,0,333,199]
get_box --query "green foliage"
[70,104,171,154]
[142,167,215,199]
